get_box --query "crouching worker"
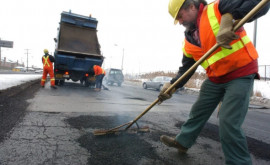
[41,49,57,89]
[92,65,105,92]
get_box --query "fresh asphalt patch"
[65,115,270,164]
[65,115,179,165]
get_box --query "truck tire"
[59,80,65,86]
[55,80,59,86]
[84,80,90,87]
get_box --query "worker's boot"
[160,135,188,153]
[95,88,101,92]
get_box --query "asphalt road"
[0,80,269,165]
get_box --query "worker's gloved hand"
[216,13,239,49]
[158,82,176,104]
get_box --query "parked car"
[104,68,124,86]
[12,66,26,72]
[142,76,173,91]
[35,69,43,74]
[143,76,185,92]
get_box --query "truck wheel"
[60,80,65,86]
[55,80,59,86]
[84,80,90,87]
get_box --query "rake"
[93,0,270,136]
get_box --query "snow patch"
[0,74,41,90]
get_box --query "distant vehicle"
[27,68,36,72]
[142,76,173,91]
[104,68,124,86]
[12,66,26,72]
[35,70,43,74]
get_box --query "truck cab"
[54,11,104,86]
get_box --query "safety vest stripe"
[201,60,209,69]
[200,4,252,69]
[201,35,251,69]
[183,48,192,58]
[241,35,251,45]
[182,41,193,58]
[207,3,220,36]
[43,56,50,67]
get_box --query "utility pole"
[121,48,124,71]
[0,45,1,66]
[0,38,1,66]
[114,44,125,70]
[253,20,257,48]
[25,49,30,72]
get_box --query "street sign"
[0,40,13,48]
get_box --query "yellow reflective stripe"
[50,78,55,81]
[201,60,209,69]
[207,3,220,36]
[182,47,193,58]
[204,35,250,67]
[182,42,192,58]
[41,79,46,81]
[241,35,251,45]
[43,56,50,67]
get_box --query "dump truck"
[53,11,104,86]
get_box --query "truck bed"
[57,22,102,56]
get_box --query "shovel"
[93,0,270,136]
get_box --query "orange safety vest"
[182,0,258,78]
[42,55,53,68]
[93,65,105,75]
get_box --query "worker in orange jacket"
[92,65,105,91]
[158,0,269,164]
[41,49,57,89]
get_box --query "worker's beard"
[183,22,196,31]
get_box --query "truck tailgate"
[55,54,102,71]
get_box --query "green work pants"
[175,74,255,165]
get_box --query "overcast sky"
[0,0,269,74]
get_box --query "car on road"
[12,66,26,72]
[35,69,43,74]
[142,76,173,91]
[104,68,124,86]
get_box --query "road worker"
[41,49,57,89]
[159,0,269,165]
[92,65,105,92]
